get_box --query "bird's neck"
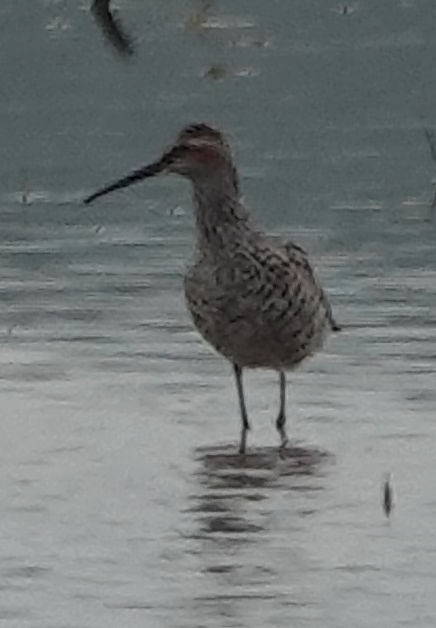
[191,176,252,250]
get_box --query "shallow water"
[1,1,436,626]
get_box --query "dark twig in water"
[424,129,436,211]
[431,182,436,211]
[424,128,436,164]
[20,169,30,205]
[332,4,357,15]
[91,0,135,57]
[382,473,394,518]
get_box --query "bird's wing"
[281,239,341,332]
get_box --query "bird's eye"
[169,145,189,160]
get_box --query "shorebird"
[84,124,340,453]
[91,0,134,57]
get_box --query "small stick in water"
[424,129,436,211]
[382,472,394,518]
[91,0,135,57]
[424,128,436,164]
[20,169,30,205]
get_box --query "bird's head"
[84,123,238,204]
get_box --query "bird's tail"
[330,318,341,332]
[325,300,341,332]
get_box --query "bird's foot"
[238,426,248,455]
[276,412,288,451]
[279,435,288,450]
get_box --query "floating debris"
[20,170,31,205]
[45,16,72,34]
[424,128,436,163]
[186,0,213,33]
[382,472,394,518]
[332,4,357,15]
[229,34,271,49]
[186,1,256,33]
[424,128,436,211]
[202,64,258,80]
[431,181,436,212]
[203,64,229,80]
[91,0,135,57]
[168,205,186,217]
[202,16,256,30]
[233,66,258,78]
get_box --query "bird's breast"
[183,254,331,368]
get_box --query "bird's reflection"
[183,443,330,621]
[187,443,331,539]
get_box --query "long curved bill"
[83,157,166,205]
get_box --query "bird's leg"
[276,371,288,449]
[233,364,250,454]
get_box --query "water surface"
[1,1,436,626]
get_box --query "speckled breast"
[183,249,332,369]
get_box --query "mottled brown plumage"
[84,124,339,453]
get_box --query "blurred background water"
[1,1,436,626]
